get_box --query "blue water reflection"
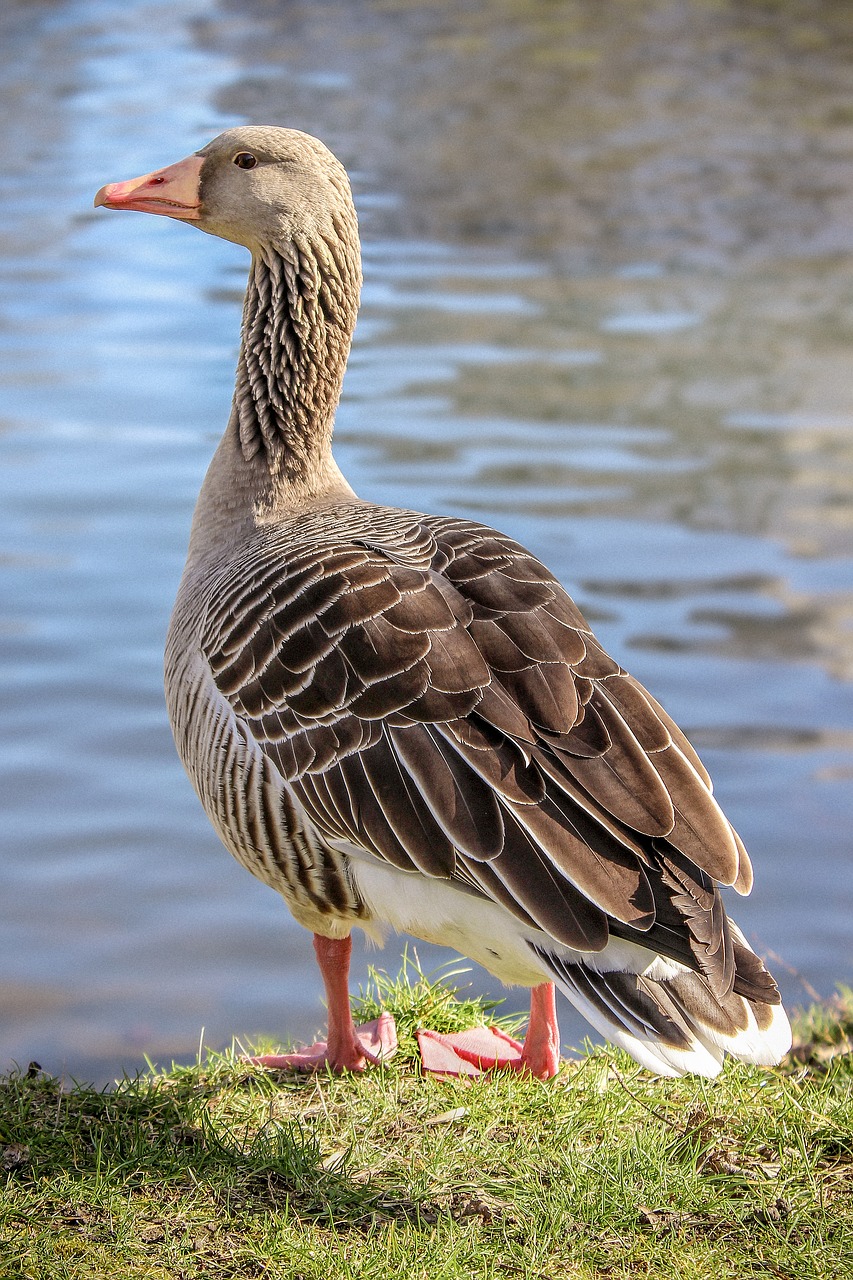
[1,0,851,1082]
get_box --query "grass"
[1,962,851,1280]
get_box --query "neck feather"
[232,223,360,492]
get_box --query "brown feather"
[731,827,754,895]
[494,662,580,734]
[286,648,351,718]
[330,753,435,871]
[346,662,430,720]
[349,740,457,876]
[555,698,612,757]
[487,814,611,950]
[423,626,491,693]
[402,683,484,723]
[557,723,676,837]
[318,574,402,635]
[390,724,505,859]
[654,847,734,996]
[505,791,656,928]
[652,745,740,884]
[572,635,623,679]
[381,583,458,634]
[665,972,750,1036]
[474,683,537,743]
[435,717,546,805]
[469,618,540,672]
[531,948,695,1049]
[452,567,556,617]
[598,675,672,752]
[337,613,432,681]
[635,687,713,788]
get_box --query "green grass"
[1,965,851,1280]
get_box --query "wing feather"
[503,792,655,928]
[201,508,751,992]
[355,734,458,876]
[481,813,611,951]
[391,724,504,859]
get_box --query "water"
[1,0,852,1083]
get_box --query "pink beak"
[94,154,205,220]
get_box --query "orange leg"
[417,980,563,1080]
[520,982,562,1080]
[248,933,397,1072]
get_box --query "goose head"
[94,125,357,257]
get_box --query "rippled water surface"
[1,0,852,1082]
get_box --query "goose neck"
[232,232,360,496]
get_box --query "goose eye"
[233,152,257,170]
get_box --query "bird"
[94,126,792,1080]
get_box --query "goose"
[94,127,792,1079]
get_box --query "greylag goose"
[94,127,791,1079]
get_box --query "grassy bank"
[2,967,851,1280]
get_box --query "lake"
[1,0,851,1083]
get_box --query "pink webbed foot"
[417,1025,525,1077]
[248,1011,398,1073]
[417,982,563,1081]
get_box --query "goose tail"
[531,926,792,1078]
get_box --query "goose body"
[96,127,791,1078]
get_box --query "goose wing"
[200,507,753,993]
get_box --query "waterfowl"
[94,126,791,1079]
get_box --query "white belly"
[346,849,682,990]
